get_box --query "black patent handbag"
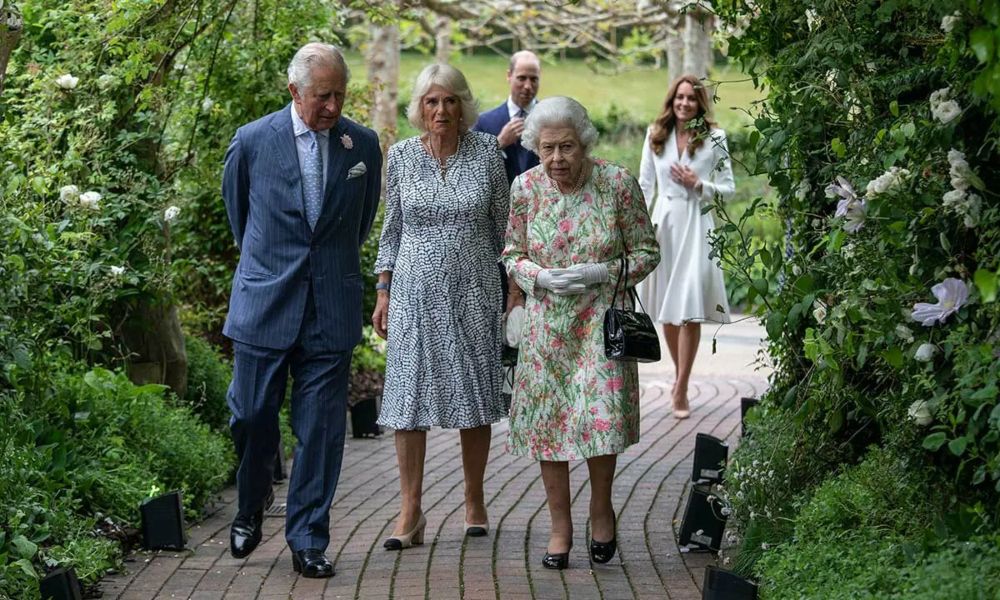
[603,253,661,363]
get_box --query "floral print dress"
[501,160,659,461]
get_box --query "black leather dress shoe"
[230,511,263,559]
[230,488,275,559]
[292,548,335,578]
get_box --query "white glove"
[567,263,609,286]
[536,268,587,295]
[504,305,526,347]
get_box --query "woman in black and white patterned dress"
[372,63,512,550]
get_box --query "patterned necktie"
[302,131,324,230]
[517,108,527,119]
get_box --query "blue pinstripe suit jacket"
[222,106,382,351]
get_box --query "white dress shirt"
[506,97,537,119]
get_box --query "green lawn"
[343,51,764,131]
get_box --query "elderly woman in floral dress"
[501,96,659,570]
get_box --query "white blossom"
[201,97,214,112]
[97,74,118,90]
[59,184,80,203]
[805,9,821,31]
[812,301,827,324]
[836,197,867,233]
[914,343,938,362]
[941,11,960,34]
[56,74,79,90]
[109,265,125,277]
[792,264,803,277]
[947,149,972,191]
[930,88,961,124]
[78,191,102,210]
[907,399,933,425]
[164,205,181,223]
[825,69,839,91]
[865,167,910,197]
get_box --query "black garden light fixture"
[702,565,758,600]
[140,491,187,550]
[691,432,728,485]
[678,484,727,552]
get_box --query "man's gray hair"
[521,96,599,155]
[287,42,350,90]
[406,63,480,133]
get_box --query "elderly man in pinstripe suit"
[221,42,382,578]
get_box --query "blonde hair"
[406,63,479,133]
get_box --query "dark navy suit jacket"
[222,106,382,351]
[472,102,540,184]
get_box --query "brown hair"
[649,74,716,156]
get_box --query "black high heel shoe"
[590,512,617,564]
[542,548,571,570]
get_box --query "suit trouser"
[227,292,351,552]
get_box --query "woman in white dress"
[637,74,735,418]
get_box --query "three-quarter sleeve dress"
[636,127,735,325]
[374,131,510,430]
[501,160,659,461]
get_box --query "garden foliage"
[712,0,1000,596]
[0,0,367,597]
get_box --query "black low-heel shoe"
[542,551,570,570]
[589,537,617,564]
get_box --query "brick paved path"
[101,369,764,600]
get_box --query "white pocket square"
[346,162,367,179]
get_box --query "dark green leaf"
[923,432,947,451]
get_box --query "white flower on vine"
[930,88,961,124]
[836,197,866,233]
[79,191,102,210]
[109,265,126,278]
[865,167,910,197]
[947,149,973,191]
[907,399,933,425]
[911,278,969,326]
[914,343,937,363]
[805,9,821,31]
[164,205,181,223]
[941,11,960,34]
[824,69,839,90]
[201,97,214,112]
[59,184,80,203]
[56,74,79,90]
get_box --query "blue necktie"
[303,131,324,230]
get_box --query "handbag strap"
[610,187,648,314]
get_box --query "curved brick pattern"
[103,367,764,600]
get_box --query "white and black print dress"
[374,131,510,430]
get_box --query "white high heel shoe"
[383,514,427,550]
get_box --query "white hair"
[521,96,599,155]
[406,63,480,133]
[287,42,350,90]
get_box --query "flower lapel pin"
[340,133,353,150]
[347,162,367,180]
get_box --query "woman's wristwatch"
[375,281,391,294]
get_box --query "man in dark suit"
[472,50,542,184]
[221,42,382,578]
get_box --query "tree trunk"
[367,22,400,155]
[434,16,451,64]
[682,10,713,79]
[121,300,188,398]
[0,5,23,97]
[666,27,683,85]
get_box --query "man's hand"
[497,117,526,149]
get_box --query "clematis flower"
[59,184,80,203]
[109,265,125,277]
[911,278,969,326]
[56,74,79,90]
[164,205,181,223]
[835,197,866,233]
[914,343,937,362]
[825,176,857,202]
[907,399,933,425]
[78,191,102,210]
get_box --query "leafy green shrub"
[182,334,232,431]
